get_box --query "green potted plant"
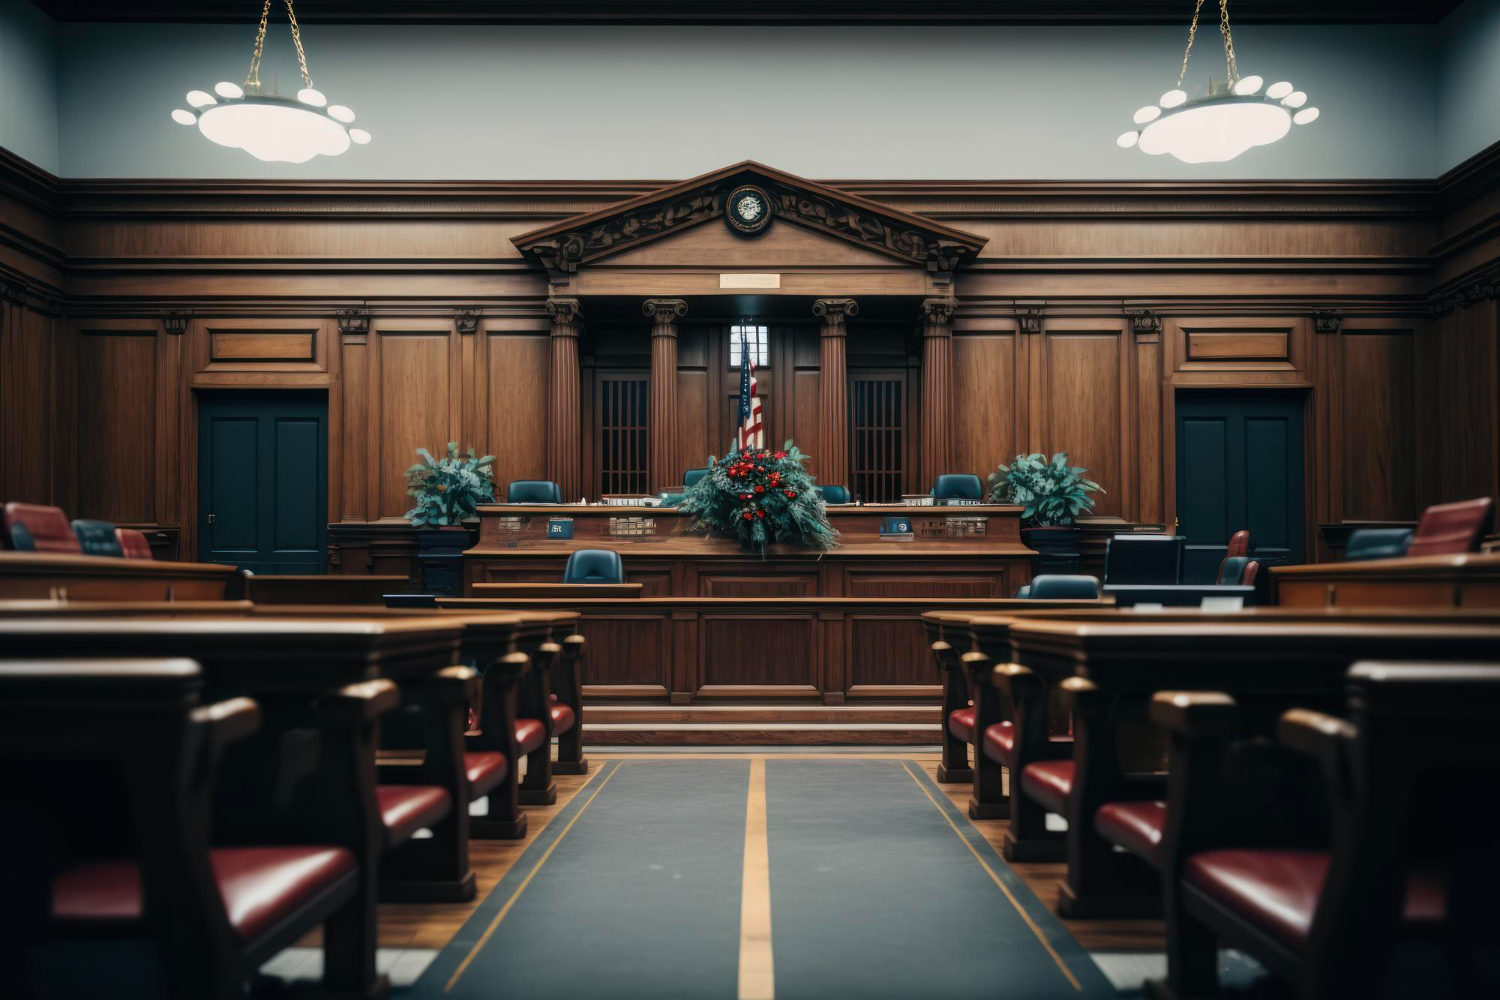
[403,442,496,594]
[988,452,1105,574]
[678,441,838,552]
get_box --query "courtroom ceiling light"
[171,0,369,163]
[1115,0,1317,164]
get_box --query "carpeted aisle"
[406,758,1117,999]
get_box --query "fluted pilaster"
[546,298,583,500]
[812,298,858,489]
[919,298,957,493]
[643,298,688,492]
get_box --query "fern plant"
[403,442,496,527]
[988,452,1104,526]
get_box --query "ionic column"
[643,298,688,492]
[546,298,583,501]
[919,298,957,492]
[812,298,858,488]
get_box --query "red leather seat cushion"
[515,718,546,755]
[115,527,153,560]
[947,707,976,742]
[1185,849,1447,950]
[1021,759,1075,814]
[463,751,508,798]
[1095,800,1167,864]
[4,502,81,554]
[550,702,576,736]
[375,784,451,845]
[981,723,1074,768]
[1407,497,1495,557]
[52,846,355,943]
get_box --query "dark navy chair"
[1028,574,1100,599]
[507,480,562,504]
[1344,527,1413,561]
[683,468,711,489]
[1215,556,1261,585]
[819,485,851,504]
[563,549,625,584]
[1014,584,1032,598]
[70,519,124,558]
[1104,534,1184,585]
[932,474,983,502]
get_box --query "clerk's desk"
[463,502,1034,599]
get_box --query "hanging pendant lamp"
[1116,0,1317,164]
[170,0,369,163]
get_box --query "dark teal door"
[197,392,327,573]
[1176,393,1305,584]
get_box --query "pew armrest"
[1059,675,1100,711]
[427,665,479,709]
[1151,690,1237,736]
[320,679,400,725]
[191,696,262,760]
[991,661,1042,700]
[1278,708,1356,776]
[555,634,585,712]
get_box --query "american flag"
[736,327,764,451]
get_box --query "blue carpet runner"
[407,758,1115,999]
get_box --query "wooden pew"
[471,582,644,599]
[0,617,478,910]
[989,615,1500,922]
[1273,551,1500,608]
[0,657,380,1000]
[0,552,236,600]
[245,574,411,605]
[1152,663,1500,999]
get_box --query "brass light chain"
[283,0,314,89]
[1175,0,1241,90]
[243,0,314,94]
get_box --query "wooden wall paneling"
[1133,318,1164,524]
[790,324,822,476]
[1,301,57,506]
[340,320,371,522]
[369,318,461,520]
[1430,302,1500,504]
[1031,318,1130,518]
[950,318,1020,488]
[483,322,551,487]
[1337,319,1421,521]
[72,319,162,524]
[698,613,819,694]
[676,325,712,477]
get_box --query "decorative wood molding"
[812,297,859,329]
[642,298,689,328]
[1018,306,1045,334]
[918,298,958,327]
[0,278,27,306]
[335,308,371,336]
[455,307,479,334]
[1431,261,1500,314]
[163,311,190,335]
[512,161,987,276]
[1124,308,1161,335]
[545,297,584,331]
[1313,310,1343,333]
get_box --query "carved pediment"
[511,161,987,278]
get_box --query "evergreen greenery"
[678,441,838,550]
[403,441,496,527]
[987,452,1104,526]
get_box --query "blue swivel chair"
[1014,585,1032,598]
[1104,534,1184,585]
[683,468,711,489]
[507,480,562,504]
[819,485,851,505]
[70,519,124,558]
[1216,556,1256,585]
[1027,574,1101,599]
[932,474,983,502]
[563,549,625,584]
[1344,528,1413,561]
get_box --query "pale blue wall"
[1440,0,1500,172]
[0,0,58,173]
[50,20,1437,180]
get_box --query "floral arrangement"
[678,441,838,550]
[403,442,496,527]
[987,452,1105,526]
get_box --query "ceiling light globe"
[1266,81,1294,99]
[327,105,355,123]
[1160,90,1188,109]
[1293,107,1320,125]
[214,81,245,99]
[1117,130,1140,148]
[1282,91,1307,108]
[171,109,197,125]
[186,90,217,108]
[1134,105,1162,124]
[297,88,327,107]
[1233,75,1264,96]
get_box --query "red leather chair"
[2,502,81,553]
[116,527,154,560]
[1406,496,1495,557]
[1224,529,1250,559]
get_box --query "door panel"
[1176,393,1304,583]
[198,393,328,573]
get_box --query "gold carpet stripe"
[737,757,776,1000]
[899,761,1083,992]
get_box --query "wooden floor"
[356,749,1164,955]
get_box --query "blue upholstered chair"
[1215,556,1258,585]
[932,474,983,502]
[1028,574,1100,599]
[507,480,562,504]
[71,519,124,558]
[819,485,851,505]
[683,468,711,489]
[1104,533,1184,585]
[1344,527,1413,561]
[1013,584,1032,598]
[563,549,625,584]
